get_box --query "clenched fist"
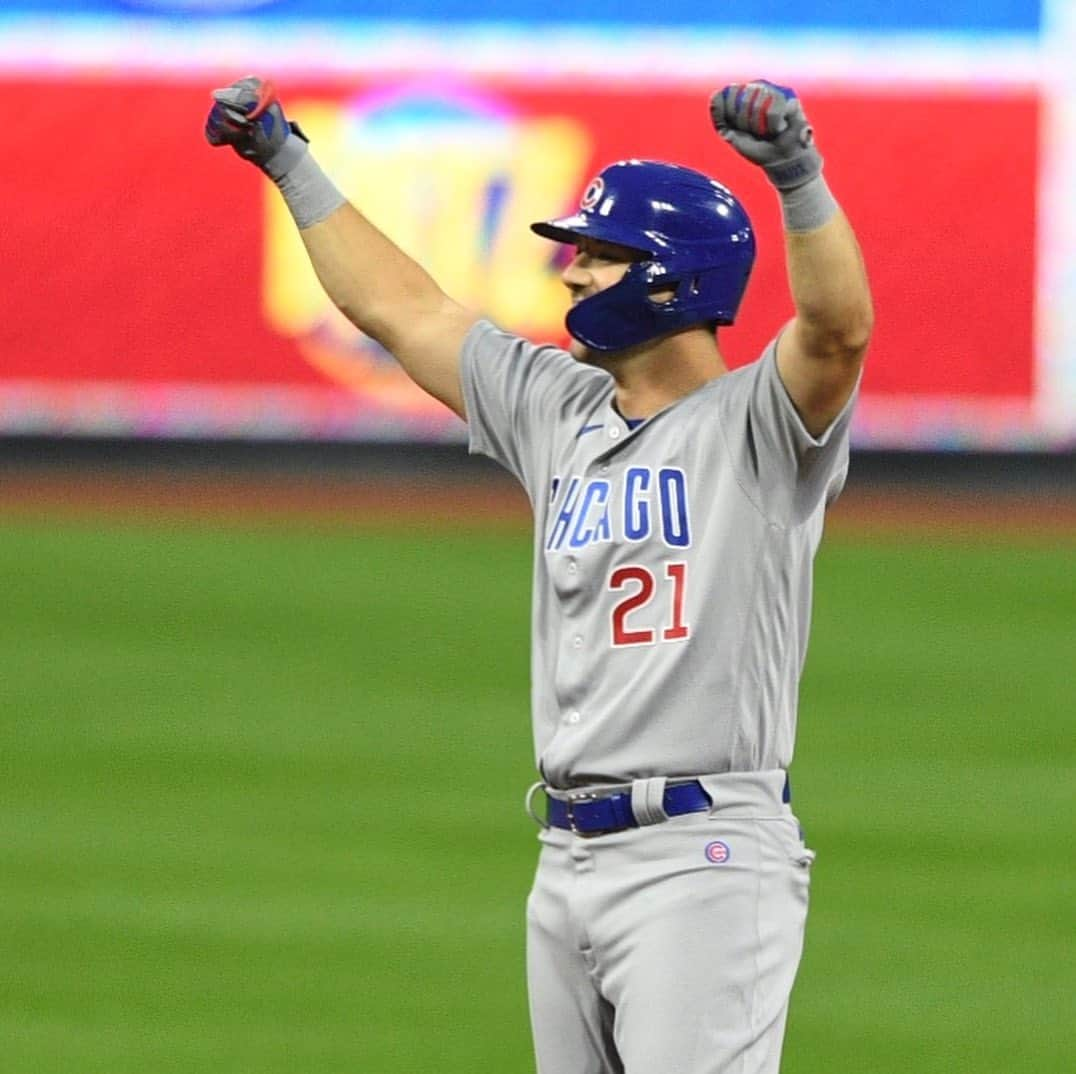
[710,81,822,191]
[205,76,308,181]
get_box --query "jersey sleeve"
[459,319,607,492]
[719,338,859,524]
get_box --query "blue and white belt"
[535,775,791,836]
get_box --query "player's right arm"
[295,204,474,417]
[205,76,474,419]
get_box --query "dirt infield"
[0,469,1072,540]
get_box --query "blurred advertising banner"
[0,1,1072,449]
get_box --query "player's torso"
[530,378,815,787]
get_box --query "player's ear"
[647,282,677,305]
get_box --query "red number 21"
[608,563,690,647]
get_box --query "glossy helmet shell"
[531,159,756,352]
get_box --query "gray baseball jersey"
[460,318,854,790]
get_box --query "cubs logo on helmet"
[579,176,605,210]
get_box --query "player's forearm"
[783,200,873,359]
[298,199,449,348]
[295,198,471,414]
[263,143,449,347]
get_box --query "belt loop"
[525,781,549,829]
[630,777,668,826]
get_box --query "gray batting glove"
[204,76,309,182]
[709,80,822,191]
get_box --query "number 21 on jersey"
[608,562,690,647]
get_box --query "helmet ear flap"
[570,255,753,350]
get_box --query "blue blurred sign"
[1,0,1043,33]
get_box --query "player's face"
[561,238,642,360]
[560,238,675,361]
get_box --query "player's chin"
[567,337,592,362]
[569,336,639,367]
[567,333,617,365]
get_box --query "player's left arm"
[778,208,872,436]
[711,81,874,438]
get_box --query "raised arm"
[711,81,873,437]
[205,77,475,418]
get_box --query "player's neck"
[596,327,728,421]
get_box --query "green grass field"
[1,513,1072,1073]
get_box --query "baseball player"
[207,75,872,1073]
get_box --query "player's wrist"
[762,141,823,193]
[274,150,347,230]
[778,174,838,233]
[261,128,309,181]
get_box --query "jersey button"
[572,635,583,649]
[567,560,578,575]
[609,427,621,440]
[565,710,581,725]
[599,464,609,475]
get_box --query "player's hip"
[526,768,813,871]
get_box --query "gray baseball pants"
[526,770,813,1074]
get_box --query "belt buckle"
[565,792,598,835]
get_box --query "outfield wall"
[2,437,1073,498]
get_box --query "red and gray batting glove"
[709,80,822,191]
[204,75,309,181]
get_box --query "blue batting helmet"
[531,159,756,352]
